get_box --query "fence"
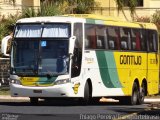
[0,58,10,87]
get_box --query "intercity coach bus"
[7,14,159,105]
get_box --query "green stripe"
[37,77,57,85]
[86,19,95,24]
[86,19,104,24]
[96,51,122,88]
[95,20,104,24]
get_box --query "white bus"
[8,14,159,105]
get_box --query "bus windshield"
[12,23,70,76]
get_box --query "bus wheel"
[83,82,91,104]
[30,97,39,105]
[137,83,145,104]
[127,82,138,105]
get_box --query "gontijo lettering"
[120,55,142,65]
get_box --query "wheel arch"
[134,78,140,90]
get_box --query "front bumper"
[10,83,80,98]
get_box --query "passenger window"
[85,24,108,50]
[148,30,158,52]
[120,27,131,50]
[108,27,120,50]
[85,24,96,49]
[131,29,141,51]
[96,26,107,49]
[140,29,147,51]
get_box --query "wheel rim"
[132,83,138,105]
[139,85,145,103]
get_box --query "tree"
[41,0,98,14]
[114,0,137,21]
[128,0,137,20]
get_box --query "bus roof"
[16,16,85,23]
[64,14,157,30]
[16,14,157,30]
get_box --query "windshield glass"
[12,23,70,76]
[13,40,69,76]
[13,40,39,75]
[40,40,69,75]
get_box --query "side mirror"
[69,36,76,55]
[1,36,11,57]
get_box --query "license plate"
[33,90,42,93]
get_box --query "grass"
[0,87,10,95]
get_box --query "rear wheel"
[129,82,139,105]
[137,83,146,104]
[121,83,138,105]
[30,97,39,105]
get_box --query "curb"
[100,97,160,103]
[144,99,160,103]
[0,95,29,100]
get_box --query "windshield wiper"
[45,71,68,79]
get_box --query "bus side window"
[74,23,83,48]
[108,26,120,50]
[131,29,141,51]
[85,24,96,49]
[96,25,106,49]
[148,30,158,52]
[120,27,131,50]
[140,29,147,51]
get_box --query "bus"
[7,14,159,105]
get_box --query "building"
[0,0,160,20]
[95,0,160,21]
[0,0,40,17]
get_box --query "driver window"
[72,23,83,77]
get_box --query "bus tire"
[83,82,91,104]
[137,83,145,105]
[128,82,139,105]
[30,97,39,105]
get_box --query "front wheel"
[83,82,92,105]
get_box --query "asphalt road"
[0,99,160,120]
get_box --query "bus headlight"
[54,79,70,85]
[10,79,22,85]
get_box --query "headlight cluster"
[54,79,70,85]
[10,79,22,85]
